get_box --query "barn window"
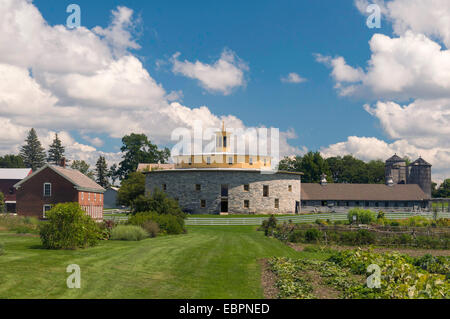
[275,199,279,209]
[244,200,250,208]
[263,185,269,197]
[162,184,167,191]
[288,185,292,192]
[188,157,192,165]
[207,157,211,165]
[249,157,253,165]
[195,184,201,191]
[43,183,51,197]
[81,192,84,200]
[228,157,233,165]
[43,205,52,218]
[200,200,206,208]
[244,184,250,191]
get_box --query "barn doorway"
[221,184,229,213]
[221,200,228,213]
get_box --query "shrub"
[0,242,4,256]
[288,230,305,243]
[355,229,375,244]
[347,208,376,224]
[39,203,101,249]
[0,215,40,233]
[305,228,322,243]
[128,211,185,235]
[98,220,116,240]
[110,225,148,241]
[0,192,4,213]
[404,216,431,227]
[436,218,450,227]
[132,188,185,218]
[142,221,160,238]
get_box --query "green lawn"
[0,226,322,299]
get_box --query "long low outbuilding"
[301,182,431,212]
[145,168,302,214]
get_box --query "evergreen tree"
[20,128,46,171]
[108,164,119,186]
[47,133,65,165]
[95,156,109,188]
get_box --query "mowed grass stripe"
[0,226,302,299]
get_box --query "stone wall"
[145,170,301,214]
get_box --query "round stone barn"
[145,169,302,215]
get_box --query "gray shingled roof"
[386,154,404,162]
[51,165,105,192]
[14,164,105,193]
[302,183,430,201]
[410,157,431,166]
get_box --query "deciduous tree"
[118,133,170,179]
[71,160,95,180]
[0,154,25,168]
[116,172,145,208]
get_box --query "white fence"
[103,211,450,226]
[185,212,450,226]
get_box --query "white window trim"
[43,183,52,197]
[43,204,52,218]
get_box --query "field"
[1,224,448,299]
[0,226,314,299]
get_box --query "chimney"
[320,173,328,186]
[60,157,66,168]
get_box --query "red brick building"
[0,168,33,213]
[14,163,105,220]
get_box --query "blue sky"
[34,0,388,152]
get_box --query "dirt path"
[259,259,279,299]
[304,270,340,299]
[289,243,450,257]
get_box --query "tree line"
[278,152,385,184]
[0,129,170,189]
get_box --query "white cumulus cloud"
[172,49,249,95]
